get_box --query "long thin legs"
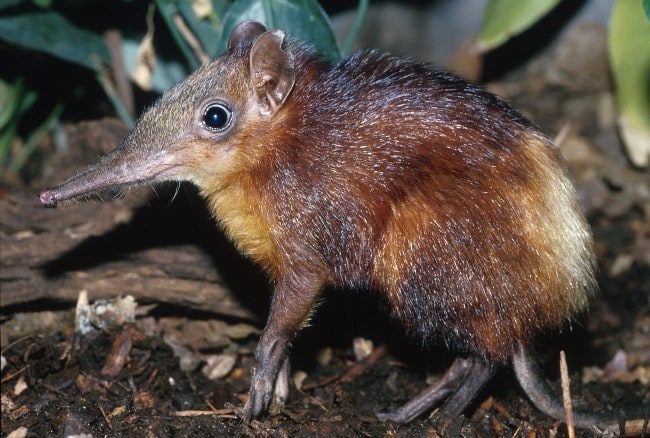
[377,355,495,424]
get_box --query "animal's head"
[40,21,296,206]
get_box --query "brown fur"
[211,47,596,363]
[40,22,599,425]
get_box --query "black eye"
[203,104,232,131]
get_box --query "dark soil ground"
[2,14,649,438]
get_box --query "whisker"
[168,181,181,207]
[150,184,160,199]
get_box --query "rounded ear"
[227,21,267,51]
[249,30,296,116]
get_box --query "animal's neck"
[203,173,278,272]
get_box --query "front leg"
[244,275,322,420]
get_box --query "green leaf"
[122,37,189,94]
[211,0,232,19]
[32,0,54,8]
[477,0,562,52]
[0,78,28,130]
[644,0,650,19]
[341,0,368,56]
[609,0,650,167]
[175,0,221,57]
[0,77,40,172]
[217,0,340,59]
[0,11,110,70]
[10,103,64,174]
[155,0,203,69]
[0,0,27,12]
[154,0,232,66]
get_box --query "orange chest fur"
[204,179,278,271]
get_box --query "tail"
[512,344,648,435]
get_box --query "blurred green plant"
[0,0,367,176]
[476,0,562,52]
[478,0,650,168]
[0,0,367,113]
[0,78,63,176]
[1,0,646,172]
[609,0,650,167]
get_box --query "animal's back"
[258,49,596,362]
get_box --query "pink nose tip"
[39,190,55,206]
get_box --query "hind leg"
[377,355,495,424]
[435,355,495,418]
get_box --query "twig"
[127,375,138,394]
[296,389,329,413]
[146,368,159,386]
[553,122,572,147]
[98,402,113,430]
[103,29,135,118]
[0,366,27,384]
[40,382,67,397]
[1,334,36,355]
[492,399,514,421]
[301,373,340,391]
[205,399,220,413]
[174,409,236,418]
[559,351,575,438]
[172,14,210,65]
[302,343,388,390]
[340,343,387,382]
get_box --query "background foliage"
[0,0,648,175]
